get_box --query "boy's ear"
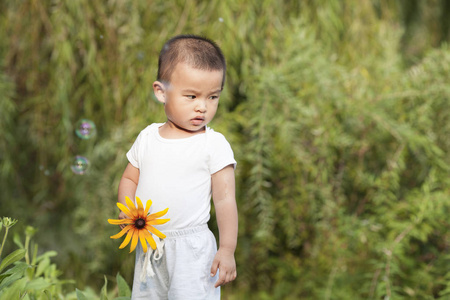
[153,81,166,104]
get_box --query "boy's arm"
[210,164,238,288]
[117,163,140,228]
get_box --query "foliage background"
[1,0,450,299]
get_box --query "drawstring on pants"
[140,234,165,282]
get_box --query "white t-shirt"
[126,123,236,231]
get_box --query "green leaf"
[43,290,53,300]
[76,288,88,300]
[35,257,50,277]
[116,273,131,297]
[35,251,58,264]
[100,276,108,300]
[112,297,131,300]
[0,262,29,291]
[1,261,29,277]
[0,249,26,273]
[25,277,52,291]
[0,277,27,300]
[0,268,24,291]
[13,233,23,249]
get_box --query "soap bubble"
[137,51,144,60]
[71,156,89,175]
[75,119,96,140]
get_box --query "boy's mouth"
[191,117,205,125]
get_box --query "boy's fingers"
[227,271,234,284]
[215,275,225,288]
[210,260,219,277]
[215,268,236,288]
[118,212,127,229]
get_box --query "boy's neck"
[159,121,206,139]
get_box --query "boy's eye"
[209,95,219,100]
[186,95,196,100]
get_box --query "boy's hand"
[210,248,237,288]
[118,211,128,229]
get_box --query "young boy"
[117,34,238,299]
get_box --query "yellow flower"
[108,197,169,253]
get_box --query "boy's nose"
[195,100,207,112]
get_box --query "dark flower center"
[135,218,146,229]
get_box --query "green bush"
[0,217,131,300]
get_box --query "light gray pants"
[131,225,220,299]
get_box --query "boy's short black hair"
[157,34,226,89]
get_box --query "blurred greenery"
[1,0,450,299]
[0,219,130,299]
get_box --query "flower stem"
[24,235,30,264]
[0,227,10,260]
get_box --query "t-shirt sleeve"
[126,126,150,169]
[208,132,237,174]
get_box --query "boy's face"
[153,62,223,137]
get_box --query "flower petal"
[139,232,148,253]
[125,196,137,211]
[147,218,170,225]
[136,197,144,212]
[108,219,134,225]
[147,208,169,220]
[116,203,133,218]
[129,229,139,253]
[119,229,134,249]
[146,225,166,239]
[142,230,157,250]
[144,199,152,216]
[110,225,132,239]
